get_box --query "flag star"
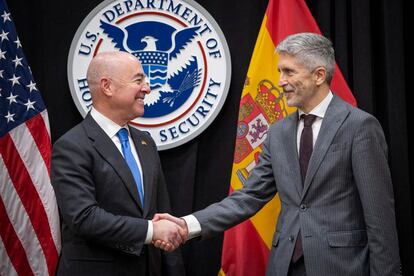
[8,74,21,86]
[26,80,37,92]
[1,11,11,23]
[14,37,22,48]
[0,30,9,41]
[0,49,6,60]
[12,55,23,68]
[24,99,36,110]
[6,92,18,105]
[5,111,15,123]
[0,70,4,78]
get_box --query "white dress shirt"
[296,91,333,152]
[90,107,153,243]
[183,92,334,240]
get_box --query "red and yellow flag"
[219,0,356,275]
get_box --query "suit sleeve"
[51,136,148,256]
[351,116,401,275]
[193,130,278,239]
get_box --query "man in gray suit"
[154,33,401,275]
[51,51,185,275]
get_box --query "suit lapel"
[282,113,303,198]
[83,114,143,211]
[129,127,154,218]
[301,95,350,199]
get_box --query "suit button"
[288,236,294,242]
[300,204,307,211]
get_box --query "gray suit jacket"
[193,95,400,276]
[51,114,184,276]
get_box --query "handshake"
[152,213,189,252]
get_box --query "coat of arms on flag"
[234,80,287,165]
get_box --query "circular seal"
[68,0,231,150]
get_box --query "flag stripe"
[0,156,49,275]
[0,134,58,275]
[221,218,269,276]
[10,113,61,249]
[249,195,280,249]
[25,111,51,173]
[265,0,320,46]
[40,109,51,137]
[0,236,19,276]
[236,16,284,250]
[1,2,60,274]
[0,193,34,276]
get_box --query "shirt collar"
[90,107,127,139]
[298,91,333,119]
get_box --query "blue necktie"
[117,128,144,207]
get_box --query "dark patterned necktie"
[292,114,317,263]
[299,114,317,184]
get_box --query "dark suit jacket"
[51,114,184,276]
[193,95,401,276]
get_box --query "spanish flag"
[219,0,356,275]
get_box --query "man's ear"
[314,66,327,86]
[100,77,113,96]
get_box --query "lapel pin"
[141,140,147,145]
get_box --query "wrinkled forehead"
[277,53,305,69]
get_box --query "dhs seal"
[68,0,231,150]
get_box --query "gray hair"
[276,32,335,84]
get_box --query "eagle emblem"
[100,20,202,118]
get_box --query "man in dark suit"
[51,51,185,276]
[154,33,401,276]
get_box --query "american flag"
[0,0,61,275]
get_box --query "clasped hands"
[152,213,188,252]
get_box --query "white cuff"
[182,215,201,240]
[145,220,153,244]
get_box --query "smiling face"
[88,52,150,126]
[109,55,150,122]
[277,53,328,113]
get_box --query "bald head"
[85,51,150,125]
[87,51,140,94]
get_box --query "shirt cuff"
[182,215,201,240]
[145,220,153,244]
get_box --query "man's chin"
[285,98,296,107]
[135,111,144,118]
[127,109,144,121]
[135,106,145,116]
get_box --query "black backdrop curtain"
[7,0,412,275]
